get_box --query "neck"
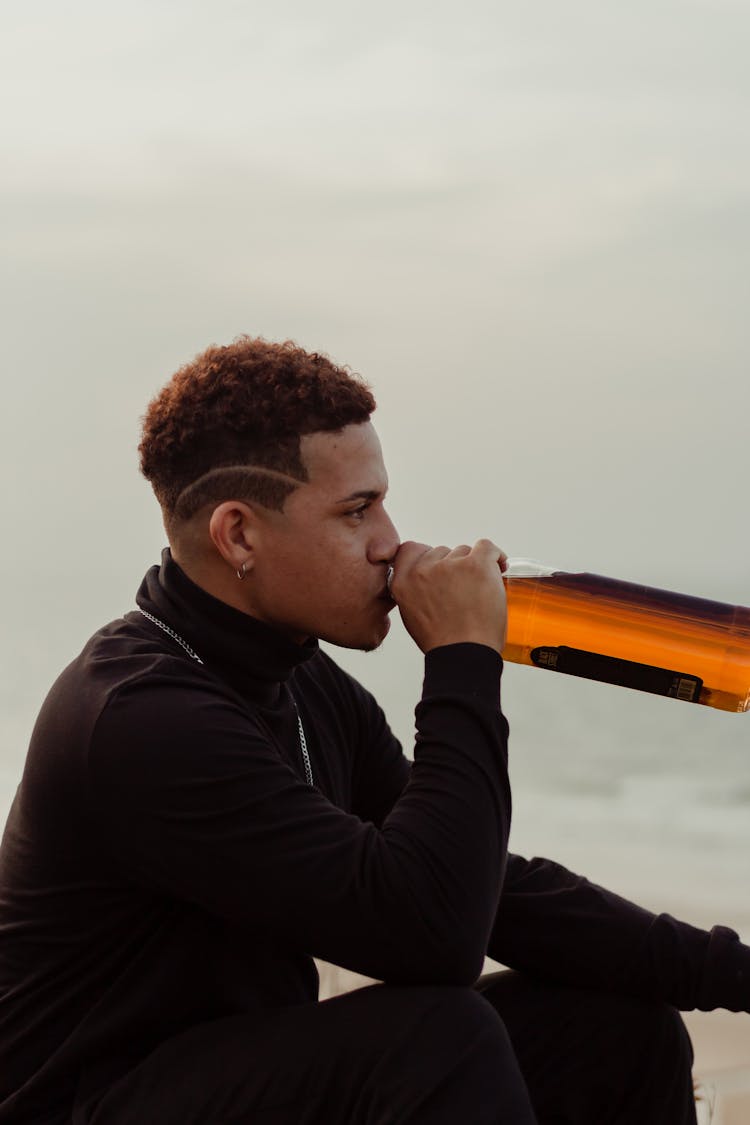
[135,549,319,701]
[172,547,250,617]
[171,547,308,646]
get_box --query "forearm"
[489,853,750,1012]
[374,643,511,981]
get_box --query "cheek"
[267,526,367,603]
[306,555,369,609]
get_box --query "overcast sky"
[2,0,749,749]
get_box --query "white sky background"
[1,0,749,902]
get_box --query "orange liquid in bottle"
[501,561,750,713]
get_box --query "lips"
[376,565,395,602]
[377,578,396,604]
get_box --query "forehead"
[299,422,387,497]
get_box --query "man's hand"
[388,539,508,655]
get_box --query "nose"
[368,507,400,565]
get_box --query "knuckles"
[393,539,508,588]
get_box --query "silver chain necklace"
[137,608,314,787]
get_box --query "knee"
[394,988,534,1121]
[587,992,694,1078]
[375,984,514,1073]
[593,994,695,1105]
[417,986,508,1048]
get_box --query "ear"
[208,501,262,576]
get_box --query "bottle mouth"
[504,557,560,578]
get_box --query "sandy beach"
[683,1010,750,1124]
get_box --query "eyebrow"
[335,489,383,504]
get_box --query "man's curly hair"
[139,336,376,531]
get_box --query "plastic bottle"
[501,559,750,714]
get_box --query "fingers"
[387,537,509,655]
[387,543,453,599]
[470,538,508,573]
[390,541,432,570]
[389,540,508,596]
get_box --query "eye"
[348,503,370,521]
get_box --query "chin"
[361,615,392,652]
[358,638,386,653]
[328,615,391,653]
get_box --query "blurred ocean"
[2,581,748,946]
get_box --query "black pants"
[74,972,697,1125]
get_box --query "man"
[0,337,746,1124]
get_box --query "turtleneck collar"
[135,548,318,703]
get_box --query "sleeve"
[489,853,750,1013]
[88,645,510,987]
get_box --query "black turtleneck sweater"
[0,552,748,1123]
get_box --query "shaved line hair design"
[172,465,309,523]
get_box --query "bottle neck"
[504,558,559,579]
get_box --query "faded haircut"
[139,336,375,534]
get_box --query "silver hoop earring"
[236,561,248,580]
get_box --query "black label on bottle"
[529,646,703,702]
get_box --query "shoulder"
[82,615,268,770]
[31,613,212,739]
[87,664,281,812]
[22,615,261,825]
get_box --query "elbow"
[381,927,487,988]
[386,952,484,988]
[428,937,486,986]
[391,889,495,986]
